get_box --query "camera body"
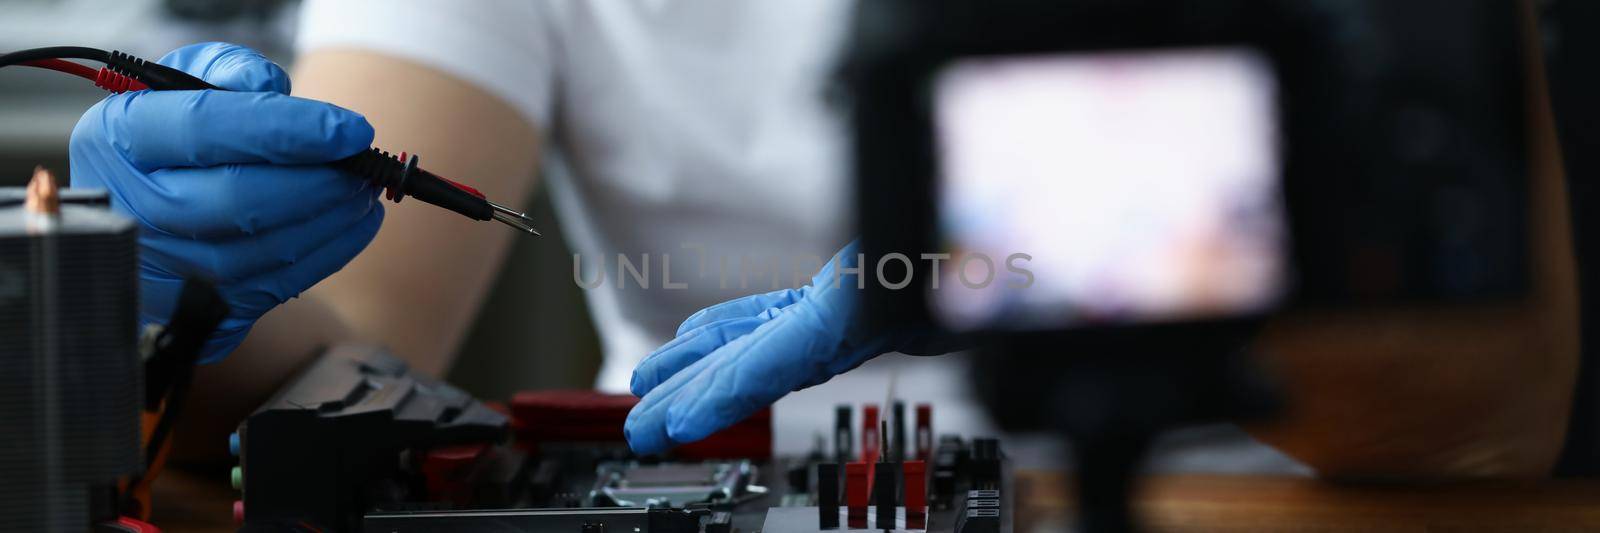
[851,0,1530,340]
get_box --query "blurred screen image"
[931,47,1288,331]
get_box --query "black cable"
[141,366,195,468]
[121,278,227,515]
[0,46,217,91]
[0,46,109,68]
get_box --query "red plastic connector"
[846,461,870,527]
[905,459,928,528]
[421,443,492,505]
[862,404,880,465]
[95,66,148,93]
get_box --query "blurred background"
[10,1,1597,530]
[0,0,1320,479]
[0,0,605,399]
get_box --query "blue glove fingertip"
[312,104,376,161]
[159,42,291,94]
[663,378,725,445]
[665,406,718,446]
[624,408,674,455]
[675,308,713,337]
[631,327,713,397]
[633,316,769,398]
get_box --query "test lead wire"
[0,47,541,237]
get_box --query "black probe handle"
[106,51,221,91]
[334,149,495,221]
[407,169,494,220]
[118,52,495,222]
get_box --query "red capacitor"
[508,389,773,459]
[861,404,880,465]
[678,422,773,460]
[846,461,871,520]
[905,459,928,529]
[904,460,927,510]
[915,403,933,461]
[421,443,492,505]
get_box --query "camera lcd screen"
[929,47,1288,331]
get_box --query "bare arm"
[289,49,542,374]
[175,50,541,462]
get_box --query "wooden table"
[152,468,1600,532]
[150,468,236,533]
[1015,472,1600,532]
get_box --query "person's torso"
[535,0,855,389]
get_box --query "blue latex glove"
[625,241,945,454]
[69,42,382,363]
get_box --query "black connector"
[873,461,897,529]
[336,149,494,221]
[817,463,840,529]
[892,400,907,462]
[104,50,219,91]
[834,404,853,462]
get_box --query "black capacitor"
[834,404,853,462]
[892,401,907,462]
[932,470,957,509]
[931,435,967,507]
[971,438,1002,490]
[817,463,839,529]
[873,462,898,530]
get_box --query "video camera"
[845,1,1533,530]
[850,0,1530,338]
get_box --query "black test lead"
[0,47,542,237]
[338,148,542,235]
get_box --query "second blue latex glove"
[69,43,383,362]
[625,241,944,454]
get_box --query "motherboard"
[231,345,1011,532]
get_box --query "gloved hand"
[625,241,950,454]
[70,42,382,363]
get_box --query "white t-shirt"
[292,2,1316,469]
[297,0,854,392]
